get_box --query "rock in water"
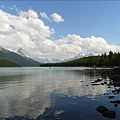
[96,106,108,113]
[108,96,114,99]
[102,111,116,119]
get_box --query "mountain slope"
[0,46,41,67]
[0,59,20,67]
[17,48,31,58]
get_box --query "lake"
[0,67,120,120]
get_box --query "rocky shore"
[95,67,120,119]
[101,67,120,86]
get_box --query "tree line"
[40,51,120,67]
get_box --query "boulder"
[96,106,108,113]
[101,83,104,85]
[102,111,116,119]
[108,96,114,99]
[110,100,120,104]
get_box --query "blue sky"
[1,1,120,44]
[0,1,120,60]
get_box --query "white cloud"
[0,9,120,60]
[0,9,54,53]
[53,34,120,59]
[40,12,64,23]
[19,10,38,19]
[40,11,51,22]
[51,13,64,23]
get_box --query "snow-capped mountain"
[73,52,94,60]
[16,48,62,63]
[1,46,95,64]
[34,57,62,63]
[0,46,3,51]
[0,46,41,66]
[17,48,31,58]
[63,52,94,62]
[34,57,51,63]
[0,45,8,52]
[51,58,62,63]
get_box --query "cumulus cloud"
[0,9,120,60]
[53,34,120,59]
[40,11,51,22]
[19,10,38,19]
[51,13,64,23]
[0,9,54,52]
[40,12,64,23]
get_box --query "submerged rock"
[114,104,118,107]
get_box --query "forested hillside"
[0,48,41,67]
[40,51,120,67]
[0,59,20,67]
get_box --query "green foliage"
[40,51,120,67]
[0,59,20,67]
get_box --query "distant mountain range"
[0,46,95,67]
[63,52,94,62]
[33,57,62,63]
[15,47,95,63]
[34,53,94,63]
[0,46,41,67]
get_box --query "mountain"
[34,57,51,63]
[0,46,41,67]
[73,52,94,60]
[34,57,62,63]
[0,45,9,52]
[35,53,94,63]
[51,58,62,63]
[17,48,31,58]
[63,52,94,62]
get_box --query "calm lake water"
[0,67,120,120]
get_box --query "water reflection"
[0,67,118,119]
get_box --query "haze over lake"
[0,67,120,120]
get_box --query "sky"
[0,1,120,60]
